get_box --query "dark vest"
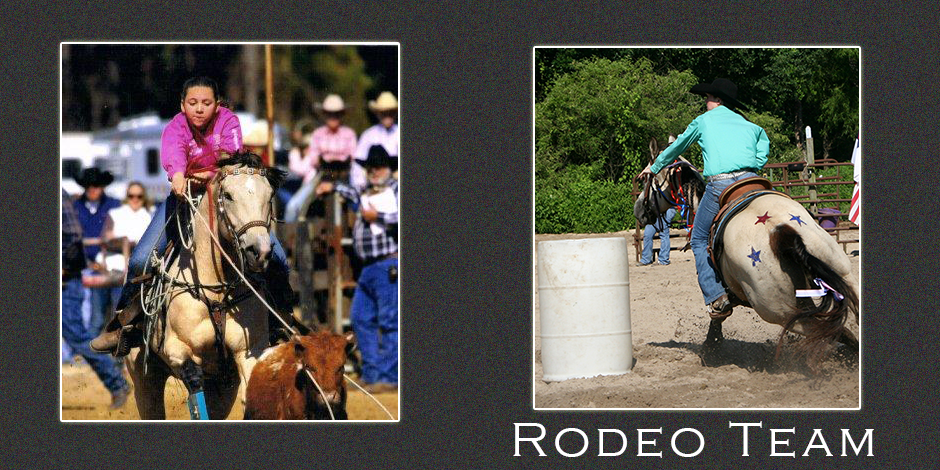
[73,194,121,261]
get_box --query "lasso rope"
[343,374,395,419]
[305,369,336,420]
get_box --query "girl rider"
[92,77,300,354]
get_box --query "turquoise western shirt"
[650,106,769,177]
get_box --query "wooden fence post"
[805,126,817,216]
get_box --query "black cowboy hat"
[357,144,398,171]
[76,167,115,188]
[690,78,749,111]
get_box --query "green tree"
[535,56,702,233]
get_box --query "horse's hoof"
[700,339,724,367]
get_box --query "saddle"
[707,177,787,294]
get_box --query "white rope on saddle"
[138,190,207,373]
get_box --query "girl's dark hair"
[180,76,222,103]
[217,151,287,190]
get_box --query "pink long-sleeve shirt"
[161,107,243,180]
[289,125,357,183]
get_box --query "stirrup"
[114,324,143,358]
[707,295,733,320]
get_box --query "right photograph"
[533,47,861,409]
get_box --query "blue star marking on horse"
[748,246,761,267]
[789,213,806,226]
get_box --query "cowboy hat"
[357,144,398,171]
[690,78,749,111]
[243,121,270,147]
[368,92,398,112]
[315,94,346,113]
[76,167,114,188]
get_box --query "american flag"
[848,137,860,225]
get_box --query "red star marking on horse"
[755,212,771,225]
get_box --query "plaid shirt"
[62,190,82,253]
[62,190,85,279]
[335,178,398,260]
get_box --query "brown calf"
[244,330,355,420]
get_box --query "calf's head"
[293,331,356,407]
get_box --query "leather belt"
[363,252,397,266]
[707,169,757,183]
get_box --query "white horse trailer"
[62,112,289,201]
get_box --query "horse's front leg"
[125,347,170,419]
[700,318,725,366]
[233,349,260,407]
[178,358,212,420]
[163,338,211,420]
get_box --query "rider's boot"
[266,267,311,345]
[707,294,733,320]
[90,294,145,356]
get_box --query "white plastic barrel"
[538,237,633,381]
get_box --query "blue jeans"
[284,178,316,223]
[691,172,758,305]
[115,194,291,311]
[62,278,128,393]
[89,286,121,335]
[641,207,677,265]
[350,258,398,384]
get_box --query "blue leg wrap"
[187,391,210,420]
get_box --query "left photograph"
[60,42,400,421]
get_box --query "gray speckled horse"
[635,145,859,368]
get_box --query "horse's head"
[213,152,285,272]
[634,137,706,227]
[634,137,680,226]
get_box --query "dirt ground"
[533,231,861,409]
[61,361,399,421]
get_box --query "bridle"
[639,161,698,233]
[210,166,276,266]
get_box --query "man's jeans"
[641,207,677,265]
[690,172,758,305]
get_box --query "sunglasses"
[127,194,145,200]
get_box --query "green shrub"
[535,163,636,234]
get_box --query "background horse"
[634,138,703,232]
[125,153,285,419]
[635,141,859,368]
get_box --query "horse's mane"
[217,151,286,189]
[674,161,705,197]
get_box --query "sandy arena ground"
[61,360,398,421]
[533,231,861,409]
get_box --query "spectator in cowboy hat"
[284,93,358,223]
[352,91,399,191]
[315,144,398,393]
[62,189,131,409]
[243,120,272,161]
[639,78,769,320]
[73,168,122,335]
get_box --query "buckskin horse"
[635,139,859,368]
[125,152,286,419]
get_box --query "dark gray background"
[2,1,937,467]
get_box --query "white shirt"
[352,124,399,190]
[95,204,154,271]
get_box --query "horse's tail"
[769,224,859,366]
